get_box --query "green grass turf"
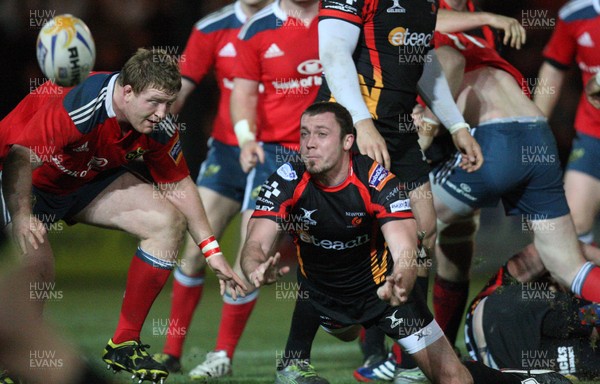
[37,221,595,383]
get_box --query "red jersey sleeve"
[542,18,576,69]
[144,130,190,184]
[179,27,217,84]
[10,96,80,158]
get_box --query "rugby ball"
[36,14,96,87]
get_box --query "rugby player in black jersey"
[241,102,572,384]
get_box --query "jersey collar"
[234,1,247,24]
[104,73,118,118]
[273,0,288,22]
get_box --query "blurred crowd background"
[0,0,578,178]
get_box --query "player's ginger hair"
[118,48,182,96]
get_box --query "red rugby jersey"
[543,0,600,138]
[232,2,321,150]
[2,73,189,195]
[180,1,248,146]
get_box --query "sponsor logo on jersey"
[218,42,237,57]
[351,216,363,227]
[368,163,392,191]
[387,0,406,13]
[263,181,281,199]
[88,156,108,170]
[390,199,411,212]
[577,32,594,47]
[384,186,400,201]
[256,196,274,205]
[297,59,323,75]
[578,61,600,74]
[276,163,298,181]
[264,43,284,58]
[72,141,89,152]
[300,208,317,225]
[169,140,183,164]
[51,155,108,177]
[345,211,366,217]
[256,205,275,211]
[272,76,322,94]
[388,27,433,47]
[298,232,369,250]
[322,1,358,13]
[125,147,148,161]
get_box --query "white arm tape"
[234,119,256,147]
[448,122,471,135]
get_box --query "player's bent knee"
[151,206,187,244]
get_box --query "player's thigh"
[198,186,241,239]
[72,172,184,240]
[564,170,600,233]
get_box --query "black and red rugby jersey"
[318,0,438,126]
[252,153,414,298]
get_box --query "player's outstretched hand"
[355,118,391,170]
[248,252,290,288]
[12,214,46,254]
[377,273,409,307]
[487,13,526,49]
[206,253,247,300]
[585,75,600,109]
[452,128,483,172]
[240,140,265,173]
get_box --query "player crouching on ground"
[240,102,572,384]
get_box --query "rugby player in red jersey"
[0,48,245,384]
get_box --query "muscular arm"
[230,77,262,171]
[377,219,418,305]
[418,50,483,171]
[241,217,288,287]
[165,175,214,244]
[166,175,247,294]
[171,78,196,115]
[436,9,526,49]
[418,49,467,130]
[318,19,370,124]
[230,77,259,142]
[2,144,45,253]
[534,62,567,117]
[318,18,390,168]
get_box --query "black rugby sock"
[279,294,320,370]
